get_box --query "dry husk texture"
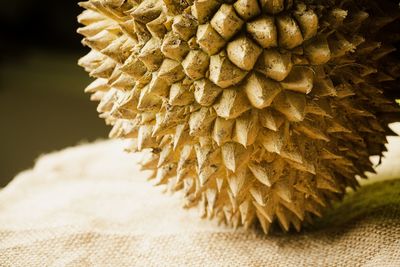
[0,133,400,266]
[78,0,400,233]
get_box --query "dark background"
[0,1,109,186]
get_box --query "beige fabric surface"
[0,124,399,267]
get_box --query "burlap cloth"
[0,124,399,266]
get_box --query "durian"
[78,0,400,233]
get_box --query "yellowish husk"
[78,0,400,233]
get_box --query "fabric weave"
[0,124,399,267]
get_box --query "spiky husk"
[78,0,400,233]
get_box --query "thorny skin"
[78,0,400,233]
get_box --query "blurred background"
[0,1,109,186]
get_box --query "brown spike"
[213,88,251,119]
[233,110,260,147]
[281,66,314,94]
[85,78,109,93]
[182,50,210,80]
[246,16,277,49]
[147,72,170,97]
[189,107,216,136]
[227,168,247,198]
[83,30,118,51]
[78,9,105,25]
[138,38,164,71]
[137,85,162,111]
[293,4,318,41]
[239,199,255,228]
[212,117,235,145]
[154,163,177,185]
[221,142,251,172]
[111,73,135,91]
[169,82,195,106]
[255,49,292,81]
[90,58,116,78]
[253,197,275,223]
[196,23,226,55]
[259,128,284,154]
[173,124,189,150]
[131,0,162,24]
[132,20,152,44]
[158,144,174,167]
[256,209,272,234]
[210,4,244,40]
[119,55,147,80]
[191,0,221,24]
[276,15,303,49]
[245,72,282,109]
[172,14,198,41]
[233,0,261,21]
[177,144,194,173]
[259,109,284,131]
[77,20,114,37]
[209,53,248,88]
[248,162,273,187]
[316,176,342,193]
[158,59,186,84]
[194,79,222,106]
[312,78,337,97]
[274,92,306,122]
[275,205,291,231]
[147,14,167,39]
[161,32,190,61]
[101,36,130,63]
[304,37,331,65]
[227,36,262,71]
[327,121,352,133]
[259,0,284,14]
[295,121,330,142]
[138,125,157,150]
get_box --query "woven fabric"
[0,124,399,267]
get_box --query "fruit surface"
[78,0,400,233]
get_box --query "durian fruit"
[78,0,400,233]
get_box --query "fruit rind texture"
[78,0,400,233]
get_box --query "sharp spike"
[233,110,260,147]
[213,88,251,119]
[245,73,282,109]
[221,142,251,172]
[212,117,234,145]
